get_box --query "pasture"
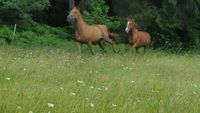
[0,45,200,113]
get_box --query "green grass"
[0,45,200,113]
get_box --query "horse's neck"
[76,16,87,33]
[129,27,138,37]
[132,27,138,33]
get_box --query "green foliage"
[31,24,71,40]
[0,24,72,48]
[14,25,72,48]
[0,0,199,50]
[15,31,64,48]
[81,0,120,30]
[0,26,13,44]
[0,0,50,28]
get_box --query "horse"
[67,6,117,55]
[125,18,151,53]
[109,32,129,44]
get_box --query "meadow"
[0,45,200,113]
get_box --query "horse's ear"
[75,5,80,11]
[135,23,138,27]
[127,18,130,21]
[133,20,138,27]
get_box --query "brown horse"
[67,6,117,55]
[125,18,151,53]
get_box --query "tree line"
[0,0,199,50]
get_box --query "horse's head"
[67,6,81,21]
[125,18,137,33]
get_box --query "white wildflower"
[80,60,84,64]
[131,81,135,83]
[193,84,197,88]
[6,77,11,81]
[136,99,141,103]
[29,111,33,113]
[85,98,89,101]
[17,106,21,109]
[105,87,108,90]
[176,93,183,96]
[90,103,94,107]
[47,103,54,108]
[60,87,64,90]
[112,104,117,107]
[70,92,76,96]
[90,86,94,89]
[156,73,160,76]
[77,80,84,84]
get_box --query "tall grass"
[0,45,200,113]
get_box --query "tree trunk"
[69,0,75,9]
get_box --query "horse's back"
[95,25,109,37]
[78,25,102,41]
[135,31,151,47]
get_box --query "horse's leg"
[77,42,82,54]
[136,47,139,53]
[132,43,138,48]
[132,43,140,54]
[87,42,94,55]
[103,38,118,53]
[125,44,131,52]
[143,46,147,54]
[98,40,106,53]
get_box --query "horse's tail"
[148,34,153,48]
[108,32,117,40]
[145,32,153,48]
[108,31,128,44]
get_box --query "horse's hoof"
[114,50,119,53]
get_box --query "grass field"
[0,45,200,113]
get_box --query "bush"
[1,24,72,48]
[31,24,72,40]
[81,0,120,30]
[14,30,69,48]
[0,26,13,44]
[0,0,50,28]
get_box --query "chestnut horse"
[67,6,117,55]
[125,18,151,53]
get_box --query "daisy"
[47,103,54,108]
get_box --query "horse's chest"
[128,36,137,44]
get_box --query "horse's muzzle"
[67,16,72,22]
[125,27,129,33]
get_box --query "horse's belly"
[76,26,102,43]
[86,30,102,41]
[77,34,101,43]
